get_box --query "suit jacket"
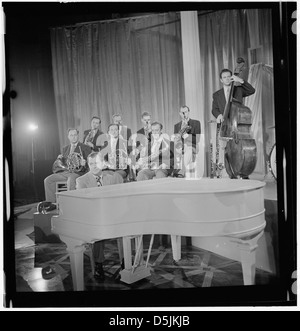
[141,135,174,173]
[174,118,201,153]
[212,81,255,118]
[61,142,92,174]
[98,135,129,171]
[76,171,123,189]
[83,129,104,151]
[119,126,132,142]
[136,127,151,147]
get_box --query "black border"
[2,1,297,308]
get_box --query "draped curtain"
[198,9,274,177]
[50,13,184,147]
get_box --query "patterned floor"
[14,213,275,293]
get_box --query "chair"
[55,181,67,204]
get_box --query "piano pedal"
[119,265,151,284]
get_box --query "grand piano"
[51,177,266,291]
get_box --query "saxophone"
[173,118,191,147]
[84,130,94,145]
[215,122,224,178]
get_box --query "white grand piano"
[51,178,266,291]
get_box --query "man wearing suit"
[212,69,255,122]
[98,123,130,181]
[83,116,104,151]
[211,69,255,179]
[76,152,124,281]
[44,128,91,203]
[136,121,173,181]
[135,111,152,151]
[173,106,201,177]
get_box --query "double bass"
[219,58,257,178]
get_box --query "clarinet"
[215,122,224,178]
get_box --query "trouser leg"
[93,241,105,263]
[65,172,81,190]
[44,172,68,203]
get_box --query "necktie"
[95,175,102,187]
[70,144,76,154]
[226,87,230,102]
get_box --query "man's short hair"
[220,69,232,78]
[68,128,79,134]
[91,116,101,123]
[108,123,119,131]
[180,105,190,112]
[141,111,151,118]
[151,121,163,130]
[87,151,99,162]
[112,113,122,119]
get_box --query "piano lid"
[56,178,266,200]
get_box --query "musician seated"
[76,152,124,281]
[136,121,173,181]
[44,128,91,204]
[98,123,129,181]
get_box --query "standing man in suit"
[173,106,201,178]
[212,69,255,123]
[76,152,124,281]
[44,128,91,203]
[211,69,255,179]
[136,121,173,181]
[83,116,104,151]
[99,123,129,181]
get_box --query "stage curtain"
[50,13,184,146]
[198,9,273,177]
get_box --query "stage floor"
[12,180,278,294]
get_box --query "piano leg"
[171,235,181,262]
[122,236,133,270]
[120,236,151,284]
[61,236,85,291]
[231,231,264,285]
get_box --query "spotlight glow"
[28,123,38,131]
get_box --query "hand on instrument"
[86,141,94,148]
[216,114,223,124]
[182,133,189,140]
[80,159,86,166]
[231,75,244,85]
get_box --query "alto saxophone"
[84,130,94,145]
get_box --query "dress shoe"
[42,266,56,280]
[94,263,105,281]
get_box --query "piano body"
[51,178,266,291]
